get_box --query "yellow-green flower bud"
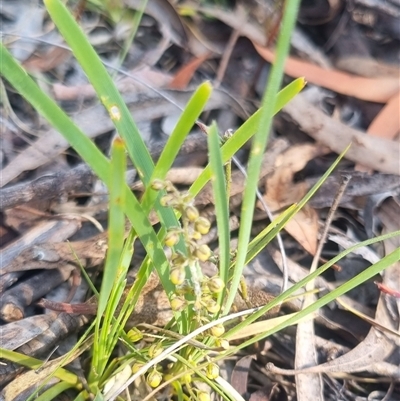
[165,231,179,247]
[148,343,163,358]
[200,283,211,296]
[151,179,165,191]
[180,372,192,384]
[207,277,225,294]
[198,392,211,401]
[215,338,230,349]
[181,192,193,204]
[126,328,143,342]
[195,217,211,235]
[210,324,225,337]
[205,299,220,314]
[147,370,162,388]
[160,194,177,207]
[132,362,144,374]
[164,180,175,192]
[170,296,186,311]
[175,281,191,295]
[184,205,199,222]
[163,373,174,382]
[191,231,202,240]
[170,267,185,285]
[205,363,219,380]
[194,244,211,261]
[194,298,203,312]
[171,253,186,267]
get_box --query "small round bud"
[198,392,211,401]
[215,338,230,349]
[165,231,179,247]
[175,281,192,295]
[181,192,193,204]
[171,253,187,267]
[191,231,202,240]
[207,277,225,294]
[148,343,163,358]
[170,296,186,311]
[206,363,219,380]
[195,217,211,235]
[163,373,174,382]
[180,372,192,384]
[132,362,144,374]
[160,194,177,207]
[210,324,225,337]
[223,128,234,139]
[170,267,185,285]
[194,299,203,312]
[205,299,220,314]
[147,370,162,388]
[151,179,165,191]
[194,244,211,261]
[126,328,143,342]
[200,283,211,296]
[164,180,175,193]
[184,205,199,222]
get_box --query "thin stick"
[309,173,352,278]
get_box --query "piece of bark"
[0,219,81,269]
[283,93,400,174]
[307,171,400,209]
[0,264,76,322]
[0,311,89,387]
[0,219,81,293]
[0,230,108,276]
[0,163,94,211]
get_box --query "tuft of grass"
[1,0,399,399]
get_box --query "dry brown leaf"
[262,144,322,254]
[169,53,211,89]
[253,43,400,103]
[366,92,400,140]
[268,198,400,381]
[185,3,399,105]
[335,56,400,78]
[231,355,254,396]
[53,68,172,101]
[268,326,399,378]
[22,46,71,72]
[285,205,319,256]
[263,144,319,206]
[356,92,400,172]
[283,93,400,175]
[52,82,97,101]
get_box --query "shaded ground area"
[1,0,399,400]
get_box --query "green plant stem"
[225,0,301,312]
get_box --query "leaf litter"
[0,0,399,400]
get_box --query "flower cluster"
[151,179,225,321]
[139,180,226,391]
